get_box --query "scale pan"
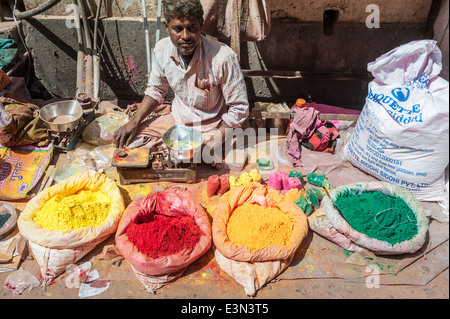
[39,100,83,133]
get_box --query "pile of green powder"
[334,190,418,245]
[0,214,11,229]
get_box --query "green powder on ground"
[334,190,418,245]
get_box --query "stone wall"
[17,0,444,108]
[433,0,449,80]
[23,0,432,23]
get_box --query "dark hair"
[163,0,204,23]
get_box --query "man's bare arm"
[113,95,159,148]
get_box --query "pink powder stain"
[89,280,109,288]
[126,55,138,83]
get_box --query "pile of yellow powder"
[227,202,293,249]
[33,189,111,231]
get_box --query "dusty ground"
[0,102,448,307]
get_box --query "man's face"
[165,16,203,56]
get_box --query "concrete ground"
[0,101,448,307]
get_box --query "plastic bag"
[115,187,212,293]
[212,182,308,296]
[17,170,125,285]
[54,144,115,183]
[0,143,53,200]
[3,267,41,295]
[344,40,449,202]
[311,181,429,255]
[82,110,129,146]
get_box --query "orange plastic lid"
[296,98,306,107]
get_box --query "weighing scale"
[111,148,197,185]
[43,94,98,152]
[47,108,95,152]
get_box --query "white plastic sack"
[344,40,449,202]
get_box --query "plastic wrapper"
[207,175,220,197]
[54,144,115,183]
[217,174,230,195]
[82,110,129,146]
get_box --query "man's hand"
[113,96,159,149]
[114,119,139,149]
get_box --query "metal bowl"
[162,125,204,161]
[39,100,83,132]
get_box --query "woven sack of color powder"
[212,182,308,296]
[17,170,125,286]
[343,40,449,203]
[115,187,212,293]
[314,181,429,255]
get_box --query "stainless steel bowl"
[39,100,83,132]
[162,125,204,161]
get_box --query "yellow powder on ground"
[33,189,111,231]
[227,202,293,249]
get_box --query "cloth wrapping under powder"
[311,181,429,255]
[130,264,187,294]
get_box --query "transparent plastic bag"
[82,110,129,146]
[54,144,115,183]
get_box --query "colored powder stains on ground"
[126,213,203,259]
[33,190,111,231]
[226,203,293,250]
[334,190,418,245]
[0,214,11,228]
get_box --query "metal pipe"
[77,0,93,98]
[10,0,61,19]
[140,0,151,80]
[155,0,162,44]
[93,0,103,100]
[150,0,162,72]
[73,0,85,95]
